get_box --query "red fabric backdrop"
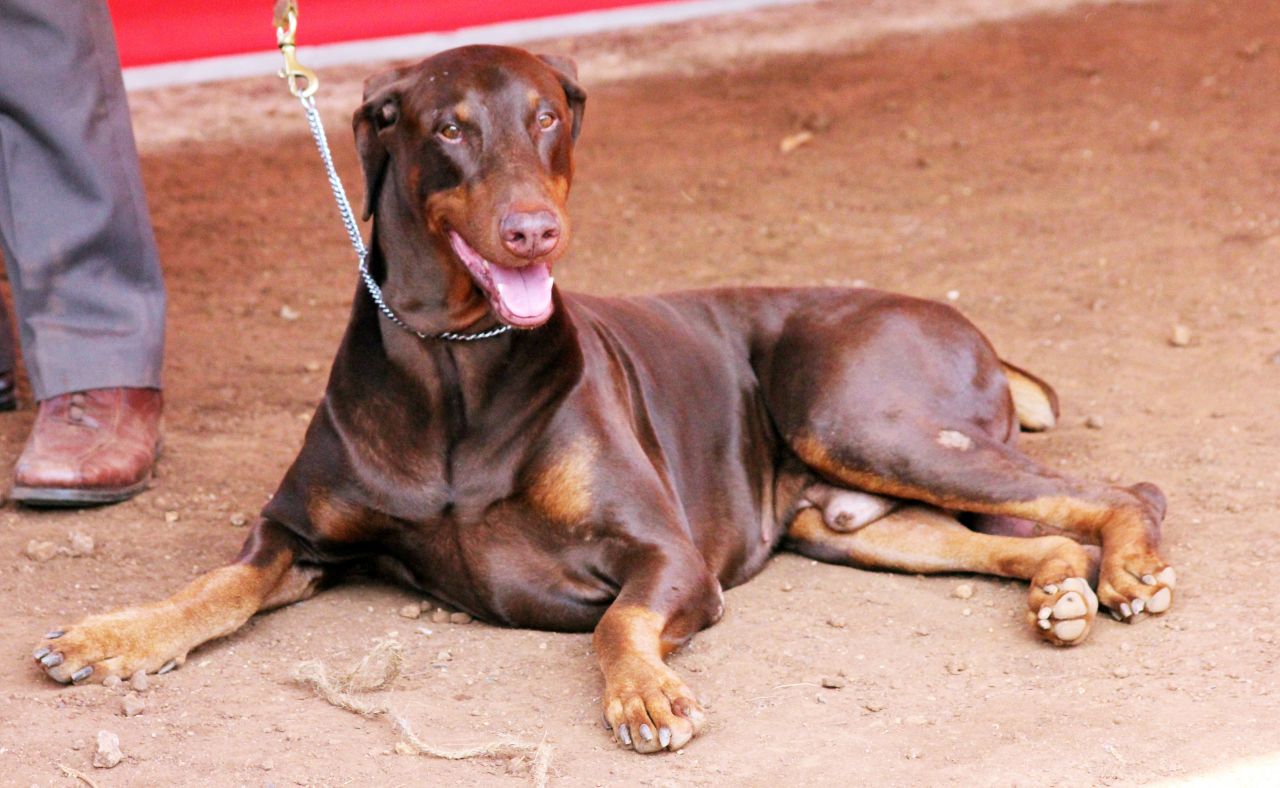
[109,0,675,67]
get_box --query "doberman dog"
[33,45,1175,754]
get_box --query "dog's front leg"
[594,544,723,754]
[33,519,322,684]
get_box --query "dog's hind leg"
[787,427,1173,633]
[787,505,1101,645]
[34,519,323,684]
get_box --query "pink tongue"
[489,262,554,318]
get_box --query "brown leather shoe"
[10,388,162,506]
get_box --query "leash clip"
[275,4,318,99]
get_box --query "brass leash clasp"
[274,2,318,99]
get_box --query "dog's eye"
[537,112,557,130]
[438,123,462,142]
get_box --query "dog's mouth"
[448,231,555,329]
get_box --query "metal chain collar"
[298,95,513,343]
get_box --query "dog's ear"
[353,69,407,221]
[537,54,587,142]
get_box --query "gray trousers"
[0,0,165,400]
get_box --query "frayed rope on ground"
[293,639,552,787]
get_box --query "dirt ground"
[3,0,1280,784]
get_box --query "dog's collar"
[359,256,514,342]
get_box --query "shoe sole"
[10,477,152,507]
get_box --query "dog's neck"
[340,221,583,444]
[367,208,494,338]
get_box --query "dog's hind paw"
[1028,576,1098,646]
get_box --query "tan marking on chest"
[308,491,370,542]
[528,437,596,524]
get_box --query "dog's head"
[354,45,586,329]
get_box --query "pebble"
[778,130,814,154]
[398,604,421,620]
[24,540,58,562]
[863,700,887,712]
[1270,350,1280,366]
[1169,324,1192,347]
[103,675,124,691]
[781,582,794,592]
[430,609,451,624]
[820,675,847,689]
[1085,415,1105,430]
[93,730,123,768]
[394,741,416,755]
[1113,666,1131,679]
[229,513,248,527]
[449,612,472,625]
[826,614,847,629]
[68,531,95,557]
[435,650,453,662]
[905,748,924,760]
[122,693,145,717]
[279,305,300,321]
[164,511,179,524]
[951,583,975,600]
[304,360,323,373]
[129,670,150,692]
[945,659,967,675]
[905,715,929,726]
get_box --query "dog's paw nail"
[1037,606,1052,621]
[158,660,178,675]
[40,652,64,668]
[1038,618,1051,630]
[639,723,653,742]
[1146,587,1172,613]
[71,666,93,683]
[1119,602,1133,619]
[618,724,632,747]
[602,714,613,730]
[1156,567,1177,589]
[1131,598,1145,615]
[44,630,65,640]
[659,727,672,748]
[1043,584,1058,595]
[1110,609,1124,622]
[1141,574,1156,586]
[33,647,51,661]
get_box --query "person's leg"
[0,0,166,505]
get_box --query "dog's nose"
[500,211,560,259]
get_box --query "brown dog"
[33,46,1175,754]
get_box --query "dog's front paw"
[602,658,706,754]
[34,607,188,684]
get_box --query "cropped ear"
[352,69,408,221]
[537,54,587,141]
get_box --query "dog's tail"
[1001,360,1059,432]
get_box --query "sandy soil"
[3,0,1280,784]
